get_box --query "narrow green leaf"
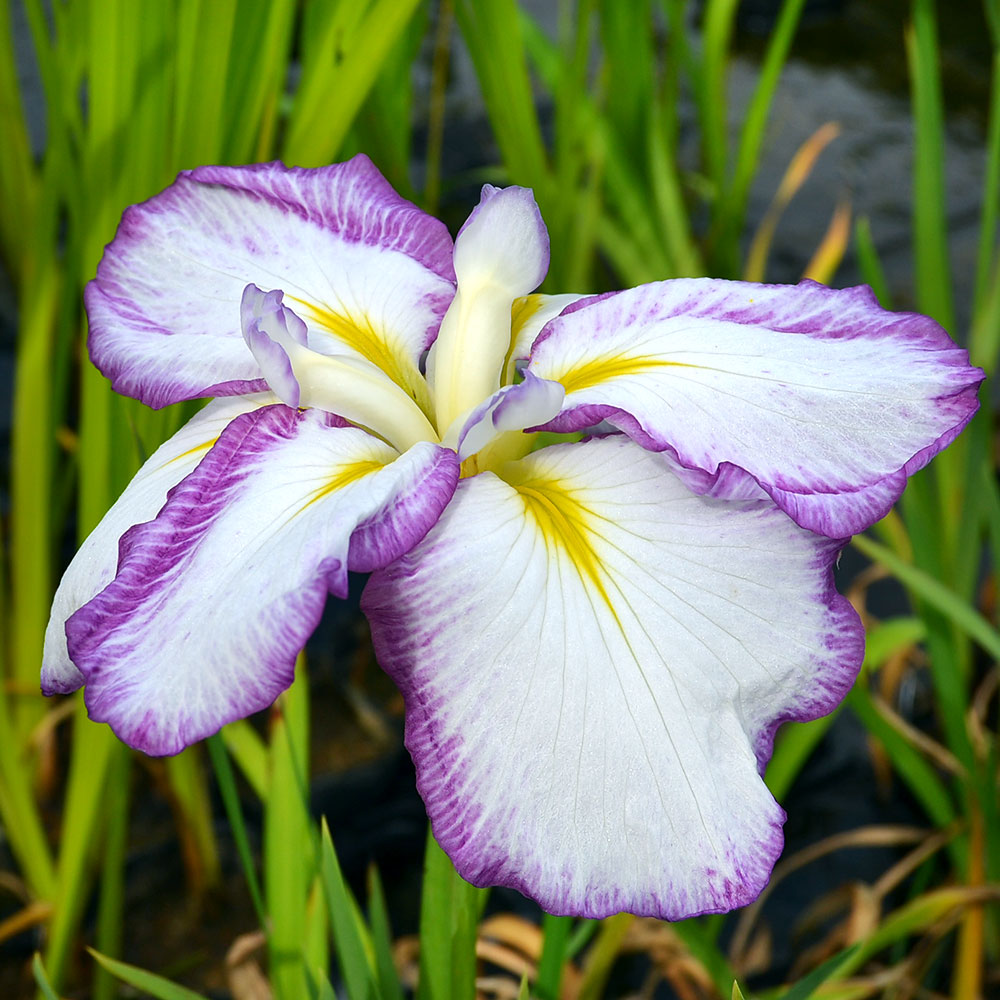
[776,943,860,1000]
[853,216,893,309]
[42,715,119,990]
[206,734,268,930]
[284,0,423,165]
[31,954,60,1000]
[973,7,1000,317]
[576,913,633,1000]
[221,719,269,800]
[88,949,212,1000]
[418,828,487,1000]
[368,865,405,1000]
[93,745,132,1000]
[845,687,957,832]
[320,819,377,1000]
[726,0,809,262]
[905,0,955,331]
[455,0,550,188]
[266,663,315,999]
[851,533,1000,663]
[165,747,221,889]
[536,913,573,1000]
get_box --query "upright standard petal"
[428,186,550,431]
[364,436,863,919]
[527,279,984,536]
[65,406,459,755]
[41,394,274,695]
[86,156,455,410]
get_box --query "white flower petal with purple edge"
[41,394,274,695]
[86,156,456,409]
[65,405,459,755]
[363,435,863,919]
[527,279,984,536]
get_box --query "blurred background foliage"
[1,0,999,997]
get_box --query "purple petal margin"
[64,404,458,755]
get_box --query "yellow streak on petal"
[166,439,217,465]
[558,354,691,396]
[502,294,545,385]
[301,458,385,512]
[510,294,545,340]
[289,297,433,419]
[510,476,621,627]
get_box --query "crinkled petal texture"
[65,405,459,756]
[364,436,863,919]
[86,155,456,410]
[528,279,984,536]
[42,394,274,695]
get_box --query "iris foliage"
[1,0,999,998]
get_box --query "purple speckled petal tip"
[86,155,456,409]
[65,406,458,756]
[527,278,984,536]
[363,435,863,919]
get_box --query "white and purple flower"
[42,155,983,920]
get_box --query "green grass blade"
[0,686,55,898]
[284,0,423,166]
[0,0,39,279]
[669,918,737,997]
[206,733,268,930]
[320,819,377,1000]
[89,949,212,1000]
[266,662,315,1000]
[42,718,120,990]
[853,216,893,308]
[697,0,739,201]
[776,943,861,1000]
[222,0,298,163]
[93,745,131,1000]
[724,0,808,265]
[367,865,405,1000]
[851,533,1000,663]
[576,913,633,1000]
[845,686,957,831]
[905,0,955,331]
[221,719,269,799]
[536,913,573,1000]
[974,20,1000,315]
[455,0,550,189]
[173,0,238,168]
[418,828,487,1000]
[31,954,60,1000]
[165,747,221,890]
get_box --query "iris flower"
[42,156,982,919]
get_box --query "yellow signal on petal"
[167,438,218,465]
[510,294,545,340]
[558,354,690,396]
[289,297,433,419]
[300,458,386,512]
[508,475,621,627]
